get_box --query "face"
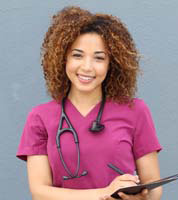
[66,33,109,96]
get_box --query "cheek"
[65,66,74,83]
[65,64,70,78]
[66,61,76,76]
[96,65,109,78]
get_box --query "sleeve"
[133,100,162,160]
[16,108,48,161]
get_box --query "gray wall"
[1,0,178,199]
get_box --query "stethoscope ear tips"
[89,121,105,132]
[81,170,88,176]
[63,170,88,180]
[63,176,69,180]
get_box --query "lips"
[77,74,95,82]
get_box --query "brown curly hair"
[41,6,140,104]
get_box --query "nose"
[81,57,93,71]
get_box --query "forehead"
[70,33,108,52]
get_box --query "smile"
[77,74,95,82]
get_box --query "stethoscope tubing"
[56,93,106,180]
[56,97,80,179]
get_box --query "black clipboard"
[111,173,178,199]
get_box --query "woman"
[17,6,162,200]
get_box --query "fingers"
[99,194,114,200]
[118,192,130,200]
[141,189,148,196]
[118,189,149,200]
[99,195,109,200]
[116,174,140,184]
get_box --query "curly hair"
[41,6,140,104]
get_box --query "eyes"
[72,53,105,61]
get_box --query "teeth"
[78,75,93,80]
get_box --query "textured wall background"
[0,0,178,199]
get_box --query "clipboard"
[111,173,178,199]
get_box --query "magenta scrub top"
[16,98,162,189]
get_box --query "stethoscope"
[56,93,106,180]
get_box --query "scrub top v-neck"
[16,98,162,189]
[66,98,101,119]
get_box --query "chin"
[74,85,98,94]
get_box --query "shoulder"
[131,98,155,129]
[132,98,150,111]
[106,97,149,112]
[24,100,62,128]
[130,98,153,120]
[30,100,61,114]
[26,100,62,122]
[105,98,152,123]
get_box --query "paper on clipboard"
[111,173,178,199]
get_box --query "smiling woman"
[16,6,162,200]
[66,33,109,100]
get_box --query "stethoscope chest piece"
[89,120,105,132]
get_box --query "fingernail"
[103,195,109,200]
[135,175,140,183]
[144,189,148,194]
[118,192,123,196]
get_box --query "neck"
[68,88,102,108]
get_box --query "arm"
[117,151,162,200]
[136,151,162,200]
[27,155,139,200]
[27,155,106,200]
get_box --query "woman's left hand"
[100,189,149,200]
[118,189,149,200]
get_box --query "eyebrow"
[72,49,107,55]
